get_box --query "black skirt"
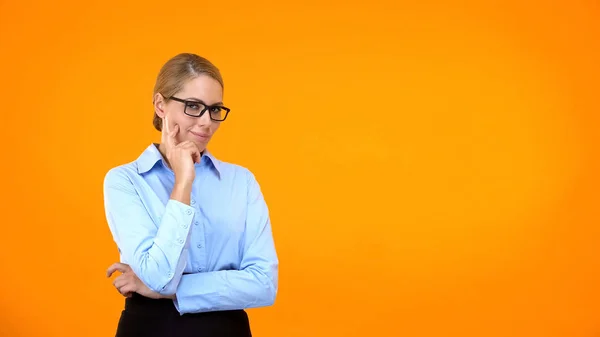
[115,293,252,337]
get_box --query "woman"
[103,53,278,337]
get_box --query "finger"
[169,123,180,143]
[113,274,130,289]
[193,147,201,163]
[161,116,179,149]
[119,284,136,296]
[161,116,169,145]
[164,115,170,134]
[164,116,180,147]
[180,141,202,163]
[106,263,129,277]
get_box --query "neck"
[156,143,170,168]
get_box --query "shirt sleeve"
[103,167,195,295]
[172,170,279,314]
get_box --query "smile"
[190,131,211,140]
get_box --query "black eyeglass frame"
[168,96,231,121]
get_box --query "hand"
[162,116,201,186]
[106,262,172,300]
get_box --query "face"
[154,74,224,152]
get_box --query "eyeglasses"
[168,96,230,122]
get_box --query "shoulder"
[216,159,258,181]
[104,144,160,186]
[214,159,263,194]
[103,161,140,189]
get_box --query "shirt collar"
[136,143,221,179]
[201,148,222,178]
[136,144,163,174]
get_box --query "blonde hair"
[152,53,224,131]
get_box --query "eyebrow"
[184,97,224,106]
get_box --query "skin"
[106,74,225,300]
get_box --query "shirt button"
[197,244,202,249]
[178,239,184,244]
[186,209,192,215]
[191,199,196,205]
[183,224,188,229]
[168,273,173,278]
[197,267,202,272]
[194,221,199,226]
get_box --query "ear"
[154,93,167,118]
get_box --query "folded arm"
[173,170,279,314]
[103,168,195,295]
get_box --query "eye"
[186,103,201,110]
[209,106,223,113]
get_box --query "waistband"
[123,293,247,318]
[124,293,180,315]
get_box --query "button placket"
[191,203,206,274]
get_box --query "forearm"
[128,235,190,294]
[104,166,197,295]
[144,182,195,293]
[172,266,278,314]
[113,198,195,293]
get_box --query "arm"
[103,168,195,295]
[172,170,279,314]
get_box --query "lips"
[190,131,211,140]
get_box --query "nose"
[197,109,213,126]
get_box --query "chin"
[194,142,208,152]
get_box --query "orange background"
[1,0,599,336]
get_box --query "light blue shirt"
[103,143,278,315]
